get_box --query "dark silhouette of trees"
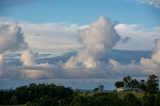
[98,84,104,92]
[146,74,159,95]
[93,84,104,92]
[130,79,139,89]
[139,80,146,91]
[0,83,73,105]
[115,81,124,88]
[123,75,132,88]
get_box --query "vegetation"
[115,74,159,93]
[0,74,159,106]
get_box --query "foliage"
[0,74,159,106]
[124,93,141,106]
[0,83,73,105]
[146,74,159,95]
[115,81,124,88]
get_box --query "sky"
[0,0,160,89]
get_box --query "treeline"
[115,74,159,94]
[0,83,73,105]
[0,74,159,106]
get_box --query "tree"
[146,74,159,95]
[93,85,104,92]
[94,93,124,106]
[70,95,93,106]
[142,94,155,106]
[9,95,18,105]
[154,93,160,106]
[124,93,141,106]
[115,81,124,88]
[98,84,104,92]
[93,87,99,92]
[130,79,139,89]
[123,75,132,88]
[139,80,146,91]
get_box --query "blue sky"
[0,0,160,27]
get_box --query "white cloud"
[1,17,160,81]
[0,23,27,78]
[21,49,37,65]
[0,54,5,76]
[110,38,160,76]
[20,22,83,54]
[0,23,27,53]
[20,49,51,79]
[65,16,120,69]
[115,23,160,50]
[140,38,160,75]
[137,0,160,8]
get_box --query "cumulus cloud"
[115,23,160,50]
[1,16,160,81]
[21,49,37,65]
[20,49,51,79]
[65,16,120,69]
[140,38,160,75]
[14,16,121,79]
[0,23,27,78]
[0,23,27,53]
[109,38,160,76]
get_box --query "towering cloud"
[20,49,51,79]
[0,23,27,53]
[65,16,120,69]
[21,49,37,65]
[140,38,160,75]
[0,23,27,77]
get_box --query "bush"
[124,93,141,106]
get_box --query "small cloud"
[137,0,160,8]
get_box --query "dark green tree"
[94,93,124,106]
[124,93,141,106]
[146,74,159,95]
[139,80,146,91]
[142,94,155,106]
[98,84,104,92]
[130,79,139,89]
[70,95,93,106]
[115,81,124,88]
[123,75,132,88]
[154,93,160,106]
